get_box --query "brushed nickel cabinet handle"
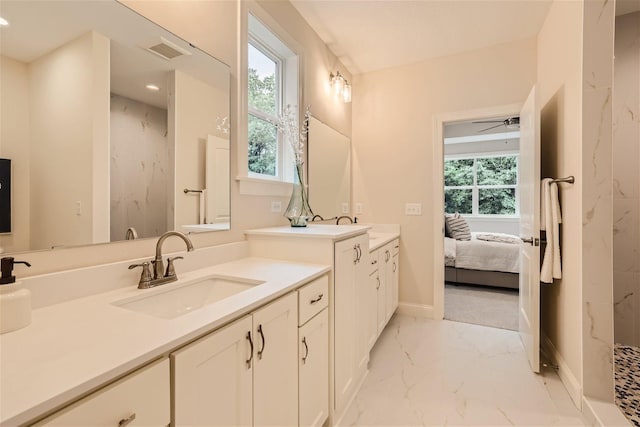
[302,337,309,364]
[257,324,265,360]
[118,413,136,427]
[246,331,254,369]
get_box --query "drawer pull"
[118,413,136,427]
[393,262,397,272]
[310,294,324,304]
[371,259,377,265]
[376,277,380,290]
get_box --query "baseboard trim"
[397,303,434,319]
[583,396,632,426]
[541,333,583,409]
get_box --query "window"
[444,154,519,216]
[247,14,298,182]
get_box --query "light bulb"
[333,75,344,96]
[342,84,352,103]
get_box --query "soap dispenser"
[0,257,32,334]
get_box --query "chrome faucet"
[129,231,194,289]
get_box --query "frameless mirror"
[307,117,351,219]
[0,0,231,254]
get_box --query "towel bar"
[550,176,575,184]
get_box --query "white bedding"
[446,232,520,274]
[444,237,456,267]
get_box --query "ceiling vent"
[143,37,192,60]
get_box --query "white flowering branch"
[275,105,310,165]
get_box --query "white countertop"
[245,224,371,240]
[368,232,400,252]
[0,257,330,426]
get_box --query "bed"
[444,232,520,289]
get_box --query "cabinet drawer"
[368,249,379,275]
[298,275,328,325]
[35,358,170,426]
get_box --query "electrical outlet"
[341,202,349,214]
[405,203,422,216]
[355,203,363,214]
[271,201,282,213]
[75,201,82,216]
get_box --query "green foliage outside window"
[444,155,518,215]
[248,67,277,175]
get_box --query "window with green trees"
[248,42,280,177]
[444,154,518,216]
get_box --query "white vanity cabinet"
[34,358,170,426]
[297,276,329,427]
[370,238,400,338]
[382,240,400,323]
[172,292,298,427]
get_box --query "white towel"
[540,178,562,283]
[199,190,207,224]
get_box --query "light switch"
[271,201,282,213]
[405,203,422,216]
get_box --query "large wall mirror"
[0,0,231,254]
[307,117,351,219]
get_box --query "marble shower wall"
[581,0,615,403]
[110,94,169,241]
[613,11,640,348]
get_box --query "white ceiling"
[290,0,554,75]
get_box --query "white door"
[518,86,541,373]
[205,134,230,224]
[172,316,253,426]
[253,292,298,427]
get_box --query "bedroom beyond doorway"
[442,116,522,331]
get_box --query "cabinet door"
[37,359,169,426]
[253,292,298,427]
[367,272,380,351]
[391,250,399,315]
[383,243,395,323]
[377,247,388,335]
[172,316,253,427]
[299,309,329,427]
[334,234,368,414]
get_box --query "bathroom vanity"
[0,225,399,426]
[246,224,400,424]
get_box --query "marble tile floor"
[341,315,585,426]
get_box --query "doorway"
[441,116,521,330]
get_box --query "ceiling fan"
[473,117,520,133]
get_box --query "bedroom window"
[444,154,518,216]
[247,14,298,183]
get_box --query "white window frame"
[444,152,520,217]
[237,2,301,196]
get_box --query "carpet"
[444,283,519,331]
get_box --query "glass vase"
[284,163,314,227]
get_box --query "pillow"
[444,214,453,237]
[445,213,471,241]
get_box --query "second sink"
[113,275,265,319]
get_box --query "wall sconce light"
[330,71,351,103]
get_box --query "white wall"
[110,94,169,241]
[0,56,31,253]
[28,31,110,250]
[613,11,640,348]
[352,37,537,311]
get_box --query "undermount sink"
[113,275,265,319]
